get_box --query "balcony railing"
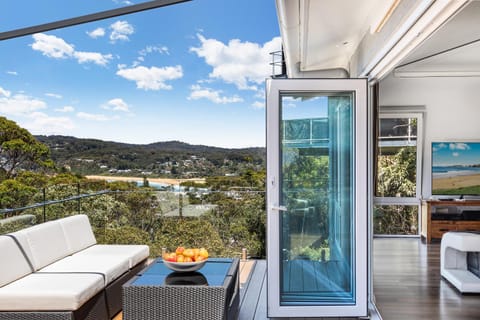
[270,50,287,78]
[0,183,267,260]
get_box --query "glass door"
[266,78,367,317]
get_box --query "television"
[432,142,480,196]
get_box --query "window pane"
[376,118,417,197]
[280,92,355,305]
[374,205,418,235]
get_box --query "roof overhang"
[276,0,469,81]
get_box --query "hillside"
[35,135,265,178]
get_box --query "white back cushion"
[59,215,97,254]
[0,236,33,287]
[21,220,70,270]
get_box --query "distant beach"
[432,173,480,190]
[85,175,206,186]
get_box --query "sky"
[432,142,480,166]
[0,0,281,148]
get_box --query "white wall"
[379,74,480,197]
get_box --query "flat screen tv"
[432,142,480,196]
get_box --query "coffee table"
[122,258,239,320]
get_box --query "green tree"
[0,117,54,178]
[377,147,416,197]
[154,217,224,256]
[375,147,417,234]
[0,179,37,208]
[205,192,266,258]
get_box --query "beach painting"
[432,142,480,195]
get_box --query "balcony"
[1,184,479,319]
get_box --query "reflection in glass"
[279,92,355,305]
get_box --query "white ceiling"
[299,0,391,71]
[277,0,478,78]
[277,0,401,74]
[395,1,480,76]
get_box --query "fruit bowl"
[163,259,207,272]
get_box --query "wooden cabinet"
[421,200,480,243]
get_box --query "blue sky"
[0,0,280,148]
[432,142,480,166]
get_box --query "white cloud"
[251,101,264,109]
[452,152,460,157]
[132,45,170,67]
[116,65,183,90]
[450,142,470,151]
[0,93,46,116]
[45,93,62,99]
[31,33,74,59]
[0,87,11,98]
[113,0,133,5]
[139,45,169,56]
[55,106,74,113]
[0,88,74,134]
[73,51,113,66]
[188,85,243,104]
[6,71,18,76]
[77,112,110,121]
[87,27,106,38]
[31,33,112,66]
[190,34,282,90]
[25,112,75,133]
[110,20,134,42]
[103,98,130,112]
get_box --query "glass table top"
[131,257,234,287]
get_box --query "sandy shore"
[85,175,205,185]
[432,173,480,190]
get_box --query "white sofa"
[0,214,149,320]
[441,231,480,293]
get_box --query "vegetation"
[0,117,267,259]
[36,135,265,178]
[0,117,54,179]
[375,146,418,234]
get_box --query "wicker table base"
[123,258,239,320]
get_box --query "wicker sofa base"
[105,259,147,317]
[0,289,108,320]
[0,258,148,320]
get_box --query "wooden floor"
[373,238,480,320]
[116,239,480,319]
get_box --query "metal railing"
[0,189,111,222]
[270,50,287,78]
[0,184,267,259]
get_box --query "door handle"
[270,205,288,212]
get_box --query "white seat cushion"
[59,215,97,254]
[38,254,129,285]
[0,236,33,287]
[0,273,104,311]
[74,244,149,268]
[11,220,70,270]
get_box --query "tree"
[0,117,54,178]
[375,147,417,234]
[0,179,37,208]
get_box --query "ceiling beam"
[0,0,191,41]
